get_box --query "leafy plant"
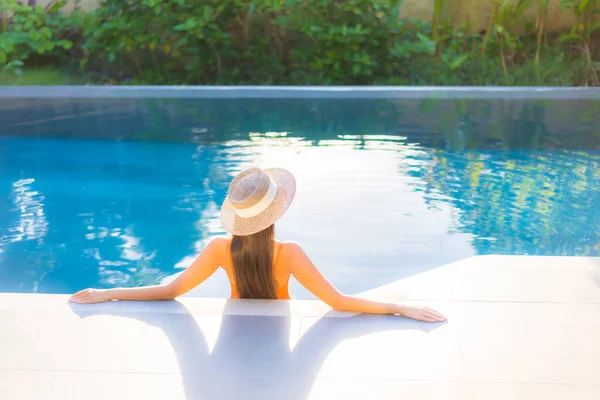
[253,0,436,84]
[534,0,551,66]
[0,0,74,75]
[80,0,438,85]
[559,0,600,46]
[483,0,535,75]
[82,0,289,84]
[558,0,600,85]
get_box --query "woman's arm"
[285,242,446,322]
[69,237,225,304]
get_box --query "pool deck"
[1,255,599,399]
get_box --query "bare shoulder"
[205,236,230,255]
[210,236,230,246]
[279,240,301,251]
[278,241,307,259]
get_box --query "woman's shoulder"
[276,240,305,257]
[208,236,230,245]
[205,236,231,254]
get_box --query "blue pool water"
[1,97,599,299]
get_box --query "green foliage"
[79,0,436,84]
[558,0,600,84]
[2,0,600,86]
[81,0,250,83]
[0,0,78,75]
[428,0,600,84]
[268,0,435,84]
[400,46,589,86]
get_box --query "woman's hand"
[69,288,112,304]
[397,304,447,322]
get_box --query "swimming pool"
[1,89,599,299]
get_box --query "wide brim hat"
[220,167,296,236]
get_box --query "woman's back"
[215,237,291,300]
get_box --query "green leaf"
[416,32,436,55]
[513,0,535,22]
[203,6,212,21]
[559,33,584,43]
[0,51,6,65]
[0,41,15,53]
[589,22,600,34]
[108,52,116,62]
[557,0,575,10]
[41,26,52,38]
[579,0,590,13]
[450,53,470,70]
[62,40,73,50]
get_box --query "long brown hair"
[230,224,277,299]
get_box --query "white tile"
[359,256,600,304]
[0,370,120,400]
[0,309,147,372]
[455,302,600,384]
[114,373,292,400]
[127,313,213,374]
[452,256,600,303]
[0,293,93,311]
[357,265,455,302]
[113,374,186,400]
[129,313,302,378]
[467,383,600,400]
[292,379,468,400]
[294,309,464,381]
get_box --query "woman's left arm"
[69,237,225,304]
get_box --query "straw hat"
[220,167,296,236]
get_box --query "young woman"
[70,167,446,323]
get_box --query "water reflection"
[5,178,48,243]
[406,149,600,256]
[0,97,599,297]
[2,98,600,150]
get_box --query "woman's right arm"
[70,237,225,304]
[285,242,446,322]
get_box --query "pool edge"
[2,85,600,99]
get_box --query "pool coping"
[1,85,600,99]
[2,255,600,400]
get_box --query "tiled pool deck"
[1,255,599,399]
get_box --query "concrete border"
[1,86,600,99]
[1,256,600,400]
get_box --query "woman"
[70,167,446,323]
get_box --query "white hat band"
[233,177,278,218]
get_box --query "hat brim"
[220,168,296,236]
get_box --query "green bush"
[266,0,435,84]
[80,0,436,84]
[81,0,245,83]
[0,0,78,75]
